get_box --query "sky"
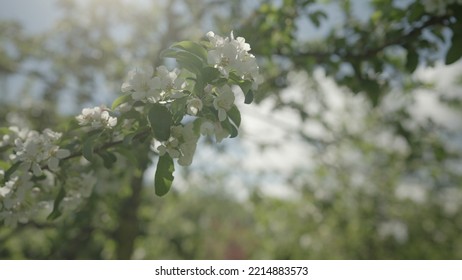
[0,0,59,33]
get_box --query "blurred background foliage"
[1,0,462,259]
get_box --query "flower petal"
[48,157,59,171]
[55,149,71,159]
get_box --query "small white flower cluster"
[10,127,71,175]
[0,126,72,226]
[0,31,259,226]
[421,0,462,15]
[76,106,117,129]
[157,123,199,166]
[199,120,230,143]
[154,85,236,164]
[213,85,235,121]
[377,220,409,244]
[0,171,35,226]
[116,31,260,167]
[206,31,261,89]
[186,98,203,116]
[121,65,186,102]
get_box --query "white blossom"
[1,126,29,147]
[12,128,70,175]
[1,173,33,209]
[150,66,186,99]
[157,123,199,166]
[76,106,117,129]
[0,209,30,227]
[198,119,230,143]
[206,31,260,88]
[200,120,215,136]
[177,141,197,166]
[395,183,428,204]
[121,66,161,102]
[214,122,230,143]
[47,148,71,171]
[213,85,235,121]
[378,220,408,244]
[176,123,199,166]
[187,98,203,116]
[0,172,35,227]
[0,178,14,198]
[122,66,186,102]
[157,138,181,158]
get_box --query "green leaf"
[98,151,117,169]
[119,108,142,122]
[408,2,423,21]
[32,174,47,181]
[161,46,205,74]
[111,93,131,110]
[82,138,95,162]
[244,90,254,104]
[154,154,175,196]
[0,145,11,154]
[228,72,242,83]
[159,48,178,58]
[175,51,204,73]
[215,78,228,87]
[147,104,172,141]
[363,79,381,107]
[3,161,21,183]
[170,97,188,124]
[47,185,66,220]
[123,132,138,145]
[239,80,252,95]
[309,10,327,27]
[81,129,102,162]
[193,78,205,98]
[193,118,203,134]
[227,105,241,128]
[200,66,221,83]
[171,41,208,62]
[405,48,419,73]
[229,73,252,93]
[221,119,238,138]
[446,34,462,65]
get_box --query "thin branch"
[62,128,151,162]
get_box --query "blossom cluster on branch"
[0,31,259,226]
